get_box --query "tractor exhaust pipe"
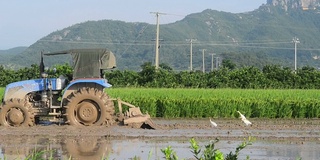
[40,51,48,103]
[40,51,45,78]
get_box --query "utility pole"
[199,49,206,73]
[186,39,197,71]
[292,37,300,72]
[210,53,215,71]
[215,57,220,70]
[150,12,166,70]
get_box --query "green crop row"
[1,87,319,118]
[106,88,320,118]
[0,87,4,102]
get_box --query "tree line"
[1,60,320,89]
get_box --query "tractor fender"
[61,79,112,105]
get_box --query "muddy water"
[0,118,319,159]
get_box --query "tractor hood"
[45,48,116,79]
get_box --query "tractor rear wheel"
[0,99,35,127]
[64,87,115,126]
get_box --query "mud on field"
[0,118,320,159]
[1,118,319,140]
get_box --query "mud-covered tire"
[0,99,35,127]
[64,87,115,126]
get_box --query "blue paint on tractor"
[65,79,112,91]
[5,78,66,92]
[3,78,65,101]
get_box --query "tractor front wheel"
[0,99,35,127]
[64,87,115,126]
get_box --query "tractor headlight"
[41,72,48,78]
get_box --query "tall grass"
[106,88,320,118]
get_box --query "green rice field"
[106,88,320,119]
[0,87,4,100]
[1,87,320,118]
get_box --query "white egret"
[237,111,252,126]
[209,118,217,127]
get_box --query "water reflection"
[0,134,319,159]
[0,135,111,160]
[61,136,111,160]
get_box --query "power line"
[122,24,150,55]
[37,39,320,51]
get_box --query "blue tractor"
[0,49,156,128]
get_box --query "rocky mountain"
[267,0,320,10]
[1,0,320,71]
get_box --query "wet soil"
[1,118,319,140]
[0,118,320,159]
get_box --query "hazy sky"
[0,0,266,50]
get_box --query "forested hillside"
[0,47,27,68]
[1,3,320,71]
[1,62,320,90]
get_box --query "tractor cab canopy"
[45,48,116,79]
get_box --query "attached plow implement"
[114,98,161,129]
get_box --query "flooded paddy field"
[0,118,319,159]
